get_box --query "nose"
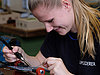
[44,23,53,32]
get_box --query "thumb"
[12,46,19,53]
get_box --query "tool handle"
[14,52,23,60]
[0,37,13,50]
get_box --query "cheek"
[52,21,60,26]
[64,17,74,28]
[53,15,74,27]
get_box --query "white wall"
[2,0,29,12]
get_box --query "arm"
[24,51,46,67]
[3,46,74,75]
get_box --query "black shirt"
[40,30,100,75]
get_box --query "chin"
[58,32,67,36]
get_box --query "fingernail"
[42,62,49,68]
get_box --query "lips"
[53,27,59,30]
[53,27,60,31]
[53,26,63,33]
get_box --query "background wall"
[2,0,29,12]
[19,36,45,56]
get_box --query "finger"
[42,61,49,68]
[3,54,17,62]
[47,57,62,61]
[3,46,12,53]
[46,57,59,66]
[50,69,55,75]
[48,63,55,70]
[43,57,55,67]
[12,46,19,53]
[4,53,19,62]
[3,53,16,58]
[5,57,18,62]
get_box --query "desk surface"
[0,68,35,75]
[0,68,15,75]
[0,24,46,38]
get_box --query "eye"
[47,18,54,23]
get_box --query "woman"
[3,0,100,75]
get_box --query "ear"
[62,0,71,11]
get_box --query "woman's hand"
[43,57,74,75]
[3,46,22,62]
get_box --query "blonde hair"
[28,0,62,11]
[28,0,100,59]
[72,0,100,59]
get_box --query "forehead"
[32,6,50,18]
[32,6,62,21]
